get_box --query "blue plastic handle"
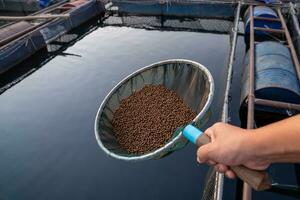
[182,125,203,144]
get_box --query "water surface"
[0,18,231,200]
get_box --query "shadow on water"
[0,17,104,94]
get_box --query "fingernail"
[225,171,230,178]
[197,157,202,163]
[225,171,234,179]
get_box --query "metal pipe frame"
[254,26,285,34]
[0,14,70,21]
[215,2,241,200]
[243,3,300,200]
[243,4,255,200]
[289,2,300,37]
[247,5,255,144]
[277,7,300,81]
[241,0,283,7]
[255,98,300,111]
[253,16,281,22]
[0,1,73,48]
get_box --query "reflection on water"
[0,16,231,200]
[0,14,299,200]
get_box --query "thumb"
[197,143,213,164]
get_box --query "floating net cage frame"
[104,0,242,35]
[103,15,236,34]
[109,0,238,20]
[102,1,299,200]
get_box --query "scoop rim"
[94,59,215,161]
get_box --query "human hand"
[196,122,269,179]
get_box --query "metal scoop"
[94,59,271,191]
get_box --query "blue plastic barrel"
[257,0,277,4]
[244,6,282,34]
[39,0,50,8]
[241,41,300,111]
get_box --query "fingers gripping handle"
[182,125,271,191]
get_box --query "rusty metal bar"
[247,3,255,132]
[242,4,300,200]
[254,27,285,34]
[253,16,281,22]
[277,7,300,82]
[253,41,288,47]
[243,4,254,200]
[255,98,300,111]
[243,5,300,200]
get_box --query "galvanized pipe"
[289,2,300,37]
[0,14,70,21]
[241,0,282,7]
[216,2,241,200]
[277,7,300,82]
[221,2,241,135]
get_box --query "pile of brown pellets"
[112,85,196,154]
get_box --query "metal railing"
[243,3,300,200]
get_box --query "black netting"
[104,15,234,34]
[201,167,218,200]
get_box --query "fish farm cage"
[1,0,300,200]
[0,0,105,74]
[103,1,300,199]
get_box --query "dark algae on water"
[112,85,196,154]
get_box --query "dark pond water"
[0,18,230,200]
[0,17,298,200]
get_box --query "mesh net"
[201,168,218,200]
[94,59,218,199]
[95,59,214,161]
[104,15,233,34]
